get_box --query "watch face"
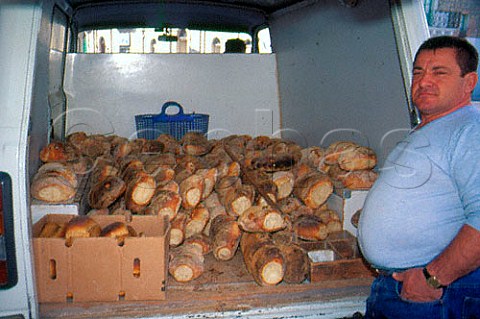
[427,277,442,289]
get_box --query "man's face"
[411,48,477,123]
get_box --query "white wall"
[64,53,281,140]
[270,0,413,164]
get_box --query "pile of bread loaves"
[31,132,378,286]
[38,215,137,247]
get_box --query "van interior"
[2,0,462,318]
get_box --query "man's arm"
[393,224,480,302]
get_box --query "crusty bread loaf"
[329,165,378,189]
[341,169,378,189]
[38,221,66,238]
[300,146,329,172]
[66,131,88,151]
[31,174,76,203]
[100,221,137,245]
[31,163,78,203]
[221,134,252,151]
[293,172,333,209]
[324,141,358,165]
[145,189,182,221]
[324,141,377,171]
[337,146,377,171]
[64,216,102,246]
[67,155,93,176]
[293,214,328,241]
[181,132,212,156]
[245,153,297,172]
[90,156,119,183]
[245,135,274,151]
[272,171,294,200]
[39,141,69,163]
[125,171,156,211]
[156,133,182,155]
[36,162,78,189]
[169,244,205,283]
[184,234,212,255]
[238,205,286,233]
[79,134,111,158]
[88,175,126,209]
[313,209,342,234]
[277,243,309,284]
[277,197,303,215]
[141,139,165,154]
[143,154,177,173]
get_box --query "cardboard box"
[298,231,375,282]
[327,189,369,237]
[33,214,169,303]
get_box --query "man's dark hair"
[415,36,479,76]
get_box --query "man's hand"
[392,268,443,302]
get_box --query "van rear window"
[77,27,272,54]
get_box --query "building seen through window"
[77,27,271,54]
[423,0,480,100]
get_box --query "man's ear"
[465,72,478,94]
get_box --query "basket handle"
[160,101,184,116]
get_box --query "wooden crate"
[297,231,375,282]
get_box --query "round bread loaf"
[31,175,76,203]
[324,141,358,165]
[36,162,78,189]
[341,169,378,189]
[324,141,377,171]
[246,153,297,172]
[141,139,165,154]
[329,164,378,189]
[79,134,111,158]
[31,163,78,203]
[38,221,66,238]
[157,134,182,154]
[67,156,93,176]
[293,214,328,241]
[66,131,88,151]
[65,216,102,246]
[40,141,69,163]
[245,135,273,151]
[100,221,136,245]
[181,132,212,156]
[337,146,377,171]
[88,175,126,209]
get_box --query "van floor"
[39,250,374,319]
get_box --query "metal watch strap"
[423,267,443,289]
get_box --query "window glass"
[50,7,67,52]
[257,27,272,54]
[49,5,69,140]
[423,0,480,101]
[77,28,261,54]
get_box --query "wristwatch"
[423,267,443,289]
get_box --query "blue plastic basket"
[135,101,209,140]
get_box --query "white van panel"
[0,3,41,319]
[64,53,281,139]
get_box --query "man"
[358,36,480,318]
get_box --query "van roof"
[70,0,305,34]
[69,0,304,14]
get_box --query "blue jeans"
[365,268,480,319]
